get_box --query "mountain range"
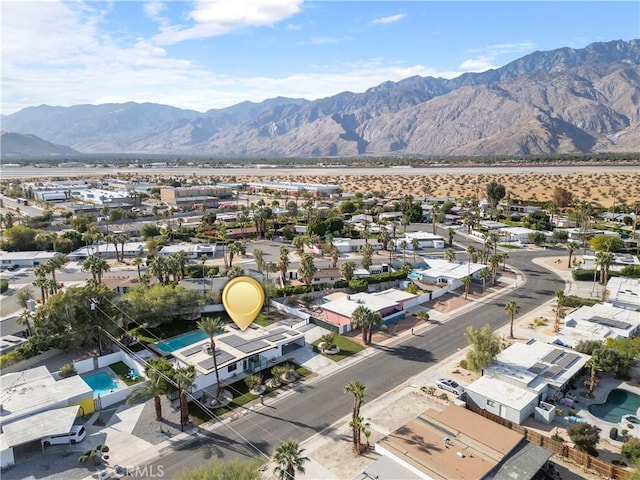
[2,39,639,158]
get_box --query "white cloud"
[153,0,303,45]
[459,42,536,72]
[372,13,406,25]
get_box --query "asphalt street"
[148,249,565,477]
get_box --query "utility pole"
[91,299,102,356]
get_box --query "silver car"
[436,377,464,395]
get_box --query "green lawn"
[110,361,143,386]
[130,314,232,344]
[312,335,365,362]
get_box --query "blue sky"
[1,1,638,115]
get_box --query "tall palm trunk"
[211,337,221,398]
[153,395,162,421]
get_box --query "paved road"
[149,249,564,477]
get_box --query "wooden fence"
[466,404,628,480]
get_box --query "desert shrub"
[567,423,600,455]
[439,393,449,401]
[621,438,640,463]
[0,279,8,293]
[348,279,368,292]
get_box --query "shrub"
[0,279,8,293]
[348,279,368,292]
[0,351,22,369]
[421,386,436,396]
[621,438,640,463]
[534,317,546,326]
[567,423,600,455]
[458,359,468,370]
[439,393,449,401]
[59,363,77,378]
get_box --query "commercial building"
[160,186,233,209]
[247,181,341,197]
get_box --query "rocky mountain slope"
[2,39,638,157]
[0,131,80,156]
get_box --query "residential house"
[0,366,94,467]
[0,251,60,269]
[606,276,640,311]
[332,237,382,253]
[553,302,640,348]
[170,324,306,393]
[465,341,590,425]
[368,405,551,480]
[412,258,489,291]
[67,242,145,260]
[497,226,541,244]
[319,289,418,334]
[158,243,217,259]
[400,231,446,249]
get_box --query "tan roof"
[377,406,523,480]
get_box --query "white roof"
[565,303,640,335]
[402,231,445,241]
[466,376,538,411]
[498,227,538,235]
[373,288,417,303]
[0,251,60,261]
[2,406,79,447]
[320,292,398,317]
[606,277,640,309]
[159,244,216,255]
[0,366,92,425]
[490,341,589,389]
[418,258,487,280]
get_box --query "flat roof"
[606,277,640,308]
[490,341,589,389]
[418,258,488,280]
[489,441,552,480]
[0,251,60,261]
[1,366,92,425]
[466,376,538,411]
[567,303,640,332]
[374,288,418,303]
[172,325,305,375]
[377,406,523,480]
[320,292,399,317]
[2,406,79,447]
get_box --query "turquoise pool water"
[589,389,640,423]
[83,372,119,398]
[154,330,209,354]
[408,271,421,280]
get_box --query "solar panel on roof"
[181,345,203,357]
[555,353,579,368]
[589,316,631,330]
[540,348,563,364]
[541,365,564,379]
[265,334,286,342]
[198,351,235,370]
[219,335,245,347]
[528,362,547,374]
[237,340,269,354]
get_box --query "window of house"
[227,363,237,373]
[487,400,495,407]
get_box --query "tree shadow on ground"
[372,344,435,363]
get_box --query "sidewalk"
[78,254,579,480]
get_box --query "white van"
[41,425,86,446]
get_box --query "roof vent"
[456,452,465,458]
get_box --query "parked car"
[41,425,86,446]
[436,377,465,395]
[7,264,19,271]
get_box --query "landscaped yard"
[129,314,232,343]
[312,335,365,362]
[110,361,143,386]
[187,362,311,424]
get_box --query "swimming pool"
[154,330,209,354]
[83,372,119,398]
[408,271,421,280]
[589,389,640,423]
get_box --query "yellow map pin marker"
[222,276,265,331]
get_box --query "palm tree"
[361,243,374,270]
[411,237,419,262]
[81,254,110,284]
[344,380,367,454]
[476,267,488,293]
[278,246,290,287]
[399,240,408,261]
[488,254,501,285]
[444,247,456,262]
[461,275,472,300]
[148,255,168,284]
[197,317,226,399]
[554,290,566,333]
[175,366,196,430]
[272,440,309,480]
[126,369,165,421]
[352,305,374,344]
[132,257,144,280]
[45,254,67,282]
[367,311,383,344]
[16,309,34,336]
[466,245,476,274]
[298,253,317,284]
[566,241,577,268]
[585,350,602,398]
[504,300,520,339]
[447,227,455,247]
[500,252,509,271]
[596,250,615,286]
[340,260,357,282]
[253,248,266,274]
[416,310,430,323]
